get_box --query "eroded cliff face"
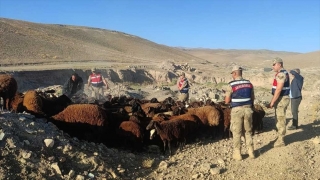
[8,67,224,92]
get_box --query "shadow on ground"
[256,118,320,157]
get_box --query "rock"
[23,140,30,145]
[68,170,75,178]
[210,167,221,175]
[118,168,125,174]
[21,150,32,159]
[19,117,27,121]
[106,168,118,179]
[6,138,16,148]
[48,156,55,161]
[51,162,62,175]
[88,173,94,178]
[217,158,225,167]
[192,173,200,179]
[158,161,169,171]
[0,131,5,141]
[63,144,73,153]
[199,163,211,172]
[311,136,320,144]
[76,175,85,180]
[44,139,54,148]
[59,157,66,162]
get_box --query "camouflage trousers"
[274,95,290,136]
[91,86,104,100]
[178,92,189,103]
[230,106,254,150]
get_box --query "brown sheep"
[222,107,231,138]
[252,104,266,134]
[169,114,201,142]
[152,113,171,122]
[118,119,144,151]
[185,106,221,126]
[22,90,45,117]
[146,119,187,156]
[184,106,221,138]
[0,74,17,110]
[189,101,205,108]
[50,104,108,143]
[140,103,162,116]
[217,103,265,138]
[51,104,107,125]
[10,92,24,113]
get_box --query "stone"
[68,170,75,178]
[76,175,85,180]
[199,163,211,172]
[0,131,5,141]
[44,139,54,148]
[23,140,30,145]
[158,161,169,171]
[192,173,200,179]
[210,167,221,175]
[22,151,32,159]
[51,162,62,175]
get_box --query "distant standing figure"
[288,69,304,130]
[225,65,255,161]
[177,72,189,103]
[88,68,108,101]
[63,73,84,98]
[268,57,290,147]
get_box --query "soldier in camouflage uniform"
[268,57,290,147]
[225,65,255,161]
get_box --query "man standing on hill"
[225,65,255,161]
[88,68,108,101]
[268,57,290,147]
[177,72,189,103]
[288,68,304,130]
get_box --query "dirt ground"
[0,62,320,180]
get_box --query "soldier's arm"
[251,87,255,101]
[225,95,231,104]
[224,85,232,104]
[87,76,91,86]
[101,75,108,87]
[270,73,285,108]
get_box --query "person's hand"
[268,102,274,108]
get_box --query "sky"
[0,0,319,53]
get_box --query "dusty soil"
[1,61,320,180]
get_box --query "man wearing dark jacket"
[63,73,84,98]
[288,69,304,130]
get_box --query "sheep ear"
[152,120,157,127]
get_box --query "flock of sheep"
[0,74,265,155]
